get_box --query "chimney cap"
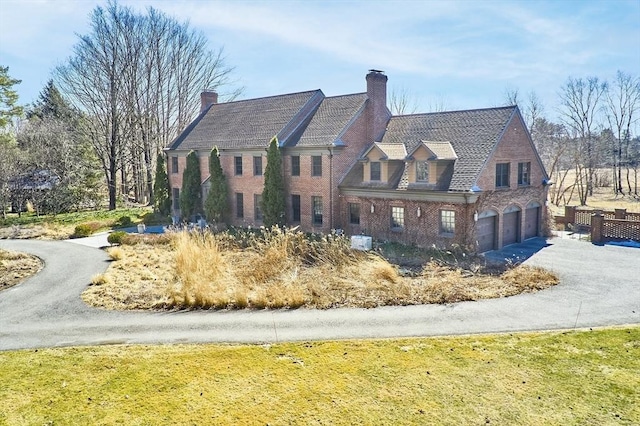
[368,69,385,74]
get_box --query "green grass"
[1,327,638,425]
[0,207,152,228]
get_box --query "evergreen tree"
[204,146,228,223]
[0,66,23,129]
[28,80,75,122]
[179,150,202,219]
[262,136,286,227]
[153,154,171,215]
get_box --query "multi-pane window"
[311,156,322,177]
[236,193,244,218]
[254,194,263,221]
[349,203,360,225]
[234,156,243,175]
[171,157,179,174]
[416,161,429,182]
[391,206,405,230]
[518,162,531,186]
[253,156,263,176]
[172,188,180,210]
[370,161,381,181]
[291,156,300,176]
[495,163,510,188]
[440,210,456,234]
[291,194,301,222]
[312,196,323,225]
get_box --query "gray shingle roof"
[168,90,324,151]
[293,93,367,147]
[380,106,516,191]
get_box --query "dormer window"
[416,161,429,182]
[370,162,381,181]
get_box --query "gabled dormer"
[359,142,407,183]
[405,141,457,188]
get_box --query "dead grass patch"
[0,249,43,291]
[84,228,559,311]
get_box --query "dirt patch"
[0,249,44,291]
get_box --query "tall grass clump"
[171,232,231,309]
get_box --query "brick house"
[166,70,549,252]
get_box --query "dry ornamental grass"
[0,249,43,291]
[83,228,559,311]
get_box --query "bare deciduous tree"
[389,86,419,115]
[56,1,240,209]
[558,76,607,205]
[605,71,640,195]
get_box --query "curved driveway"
[1,237,639,351]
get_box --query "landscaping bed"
[82,227,559,311]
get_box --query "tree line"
[507,71,640,206]
[0,0,240,217]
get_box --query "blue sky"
[1,0,639,121]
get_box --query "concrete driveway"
[0,236,638,351]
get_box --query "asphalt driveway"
[0,236,638,351]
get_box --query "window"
[416,161,429,182]
[234,156,243,176]
[495,163,510,188]
[254,194,263,221]
[171,157,179,174]
[440,210,456,234]
[391,206,405,230]
[292,194,301,222]
[349,203,360,225]
[518,162,531,186]
[172,188,180,211]
[253,156,262,176]
[236,193,244,218]
[312,196,323,225]
[311,156,322,177]
[291,156,300,176]
[370,161,381,181]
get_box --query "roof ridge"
[393,105,516,118]
[322,92,367,100]
[218,89,323,105]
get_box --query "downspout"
[464,192,472,250]
[328,147,334,230]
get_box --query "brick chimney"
[200,90,218,113]
[366,70,390,142]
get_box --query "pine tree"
[262,136,286,228]
[204,146,229,223]
[179,150,202,219]
[0,66,23,129]
[153,154,171,215]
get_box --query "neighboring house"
[9,170,60,213]
[166,71,549,252]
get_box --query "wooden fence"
[562,206,640,243]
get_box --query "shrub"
[141,212,170,226]
[107,231,127,245]
[115,215,133,227]
[72,222,102,238]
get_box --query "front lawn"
[1,327,637,425]
[0,207,155,239]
